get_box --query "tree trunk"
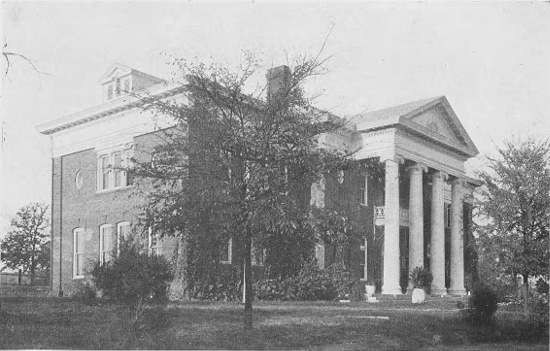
[523,273,529,314]
[243,233,253,331]
[169,234,189,300]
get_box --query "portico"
[351,96,480,296]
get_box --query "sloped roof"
[353,96,479,157]
[354,96,443,130]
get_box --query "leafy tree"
[131,52,349,329]
[476,139,550,312]
[1,202,50,284]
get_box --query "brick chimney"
[266,65,291,100]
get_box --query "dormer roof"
[99,62,164,85]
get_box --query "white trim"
[73,228,85,279]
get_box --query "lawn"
[0,297,547,350]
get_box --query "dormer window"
[100,63,165,102]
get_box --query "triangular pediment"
[399,96,479,156]
[99,63,133,84]
[408,106,460,142]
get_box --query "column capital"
[407,162,428,173]
[431,170,448,181]
[450,177,468,187]
[380,154,405,164]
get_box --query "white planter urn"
[411,288,426,304]
[365,284,376,297]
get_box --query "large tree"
[1,202,50,284]
[132,54,349,329]
[476,139,550,312]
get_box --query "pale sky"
[1,1,549,235]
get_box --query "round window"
[75,170,83,189]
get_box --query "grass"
[0,297,548,350]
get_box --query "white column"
[311,176,326,269]
[408,163,425,280]
[382,157,402,295]
[449,178,466,295]
[430,171,447,295]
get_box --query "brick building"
[37,63,479,296]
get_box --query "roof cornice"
[36,83,185,135]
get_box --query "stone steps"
[368,293,469,303]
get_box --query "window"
[97,148,132,192]
[124,78,130,92]
[251,241,265,266]
[444,203,451,228]
[100,155,110,190]
[107,84,113,100]
[220,238,232,264]
[148,227,162,256]
[75,170,83,189]
[360,175,368,206]
[73,228,85,278]
[359,240,367,280]
[99,224,116,264]
[116,221,131,255]
[115,77,121,96]
[113,152,122,188]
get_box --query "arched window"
[99,224,115,264]
[116,221,131,255]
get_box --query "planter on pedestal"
[411,287,426,304]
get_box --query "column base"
[382,286,403,295]
[448,288,467,296]
[431,288,448,296]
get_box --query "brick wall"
[51,129,175,295]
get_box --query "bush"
[189,280,242,301]
[254,278,288,301]
[71,281,98,305]
[409,266,433,291]
[254,262,361,301]
[91,242,173,308]
[467,282,498,325]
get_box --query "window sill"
[96,185,133,195]
[73,276,85,280]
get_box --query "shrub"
[91,242,173,308]
[71,281,98,305]
[467,282,498,325]
[189,280,242,301]
[409,266,433,291]
[291,263,339,301]
[254,262,361,301]
[254,278,287,301]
